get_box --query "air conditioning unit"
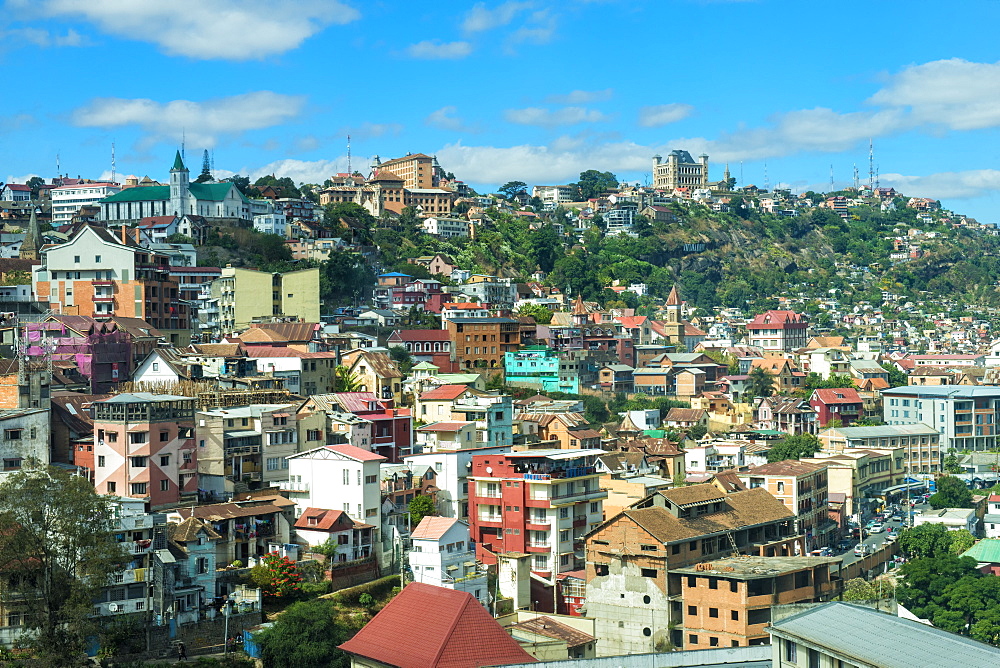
[108,604,120,613]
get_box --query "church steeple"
[19,206,40,261]
[172,150,186,171]
[169,150,190,216]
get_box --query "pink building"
[93,393,198,508]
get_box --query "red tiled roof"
[812,388,862,404]
[747,310,806,327]
[417,421,472,432]
[420,384,472,401]
[294,508,359,532]
[325,443,387,462]
[338,583,536,668]
[411,516,462,540]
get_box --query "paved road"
[834,501,928,568]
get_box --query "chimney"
[120,225,127,245]
[134,228,141,244]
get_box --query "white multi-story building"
[532,185,577,209]
[404,445,510,520]
[287,444,386,524]
[251,198,287,236]
[409,516,487,603]
[883,386,1000,452]
[422,217,469,238]
[51,183,121,224]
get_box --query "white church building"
[99,152,252,225]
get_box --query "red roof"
[294,508,363,532]
[410,516,462,540]
[338,583,536,668]
[420,384,472,401]
[812,388,862,404]
[417,421,472,432]
[324,443,387,462]
[747,310,806,327]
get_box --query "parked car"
[854,544,869,557]
[869,523,885,534]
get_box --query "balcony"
[477,515,502,524]
[92,293,114,302]
[572,517,587,528]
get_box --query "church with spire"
[19,206,41,261]
[97,152,252,225]
[650,284,705,351]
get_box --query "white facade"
[287,444,386,523]
[409,518,487,602]
[51,183,121,224]
[404,445,509,520]
[252,199,288,236]
[422,217,469,238]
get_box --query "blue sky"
[4,0,1000,221]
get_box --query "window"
[160,430,169,442]
[130,432,147,444]
[4,429,21,440]
[95,255,101,263]
[590,501,599,513]
[731,610,739,620]
[640,544,657,551]
[2,458,22,471]
[343,469,349,484]
[783,639,797,662]
[709,608,719,618]
[130,456,147,468]
[688,634,698,645]
[594,564,609,576]
[106,432,118,442]
[687,605,696,615]
[107,481,116,493]
[267,457,280,471]
[365,474,377,484]
[808,648,820,668]
[130,482,147,495]
[640,568,657,578]
[197,557,208,574]
[160,455,170,467]
[152,363,159,371]
[160,479,170,492]
[98,455,106,468]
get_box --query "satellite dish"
[486,466,493,474]
[109,604,119,612]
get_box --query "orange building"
[31,225,189,344]
[446,317,521,370]
[374,153,436,189]
[675,555,841,648]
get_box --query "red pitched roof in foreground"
[338,582,536,668]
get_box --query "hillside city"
[3,148,1000,667]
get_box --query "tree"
[499,181,528,201]
[929,475,973,509]
[746,366,776,398]
[26,176,45,199]
[194,149,213,183]
[949,529,977,556]
[576,170,618,200]
[898,523,958,559]
[0,466,130,665]
[840,577,894,601]
[943,449,963,474]
[408,495,437,527]
[388,346,414,375]
[515,303,553,324]
[333,366,363,392]
[896,553,980,619]
[250,551,304,599]
[255,598,354,668]
[688,423,708,440]
[766,432,820,462]
[530,223,561,273]
[886,364,908,388]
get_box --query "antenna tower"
[56,153,60,177]
[868,139,874,191]
[830,164,834,190]
[876,165,880,190]
[111,142,116,184]
[853,164,859,191]
[739,161,743,188]
[211,150,215,173]
[764,162,770,192]
[347,135,352,175]
[182,130,186,163]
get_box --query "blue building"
[504,346,580,394]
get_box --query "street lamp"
[222,598,235,655]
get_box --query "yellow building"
[212,266,319,336]
[804,447,904,518]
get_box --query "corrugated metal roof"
[768,602,1000,667]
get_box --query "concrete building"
[737,461,835,550]
[31,224,191,344]
[210,266,319,336]
[584,485,803,656]
[805,448,903,520]
[293,507,375,559]
[195,403,299,494]
[818,423,942,475]
[882,385,1000,452]
[0,408,50,480]
[286,443,386,524]
[403,445,510,520]
[409,516,488,603]
[92,393,198,508]
[505,346,581,394]
[448,317,526,370]
[677,556,841,649]
[746,311,809,352]
[51,182,121,225]
[469,449,607,577]
[652,150,709,191]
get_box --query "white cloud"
[12,0,359,60]
[545,89,613,105]
[344,122,403,140]
[436,139,655,185]
[462,1,533,32]
[504,106,608,127]
[1,27,88,47]
[244,157,357,184]
[880,169,1000,200]
[506,10,556,48]
[406,40,473,59]
[425,106,479,133]
[869,58,1000,131]
[72,91,306,148]
[638,103,694,128]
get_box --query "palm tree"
[333,365,363,392]
[747,366,776,398]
